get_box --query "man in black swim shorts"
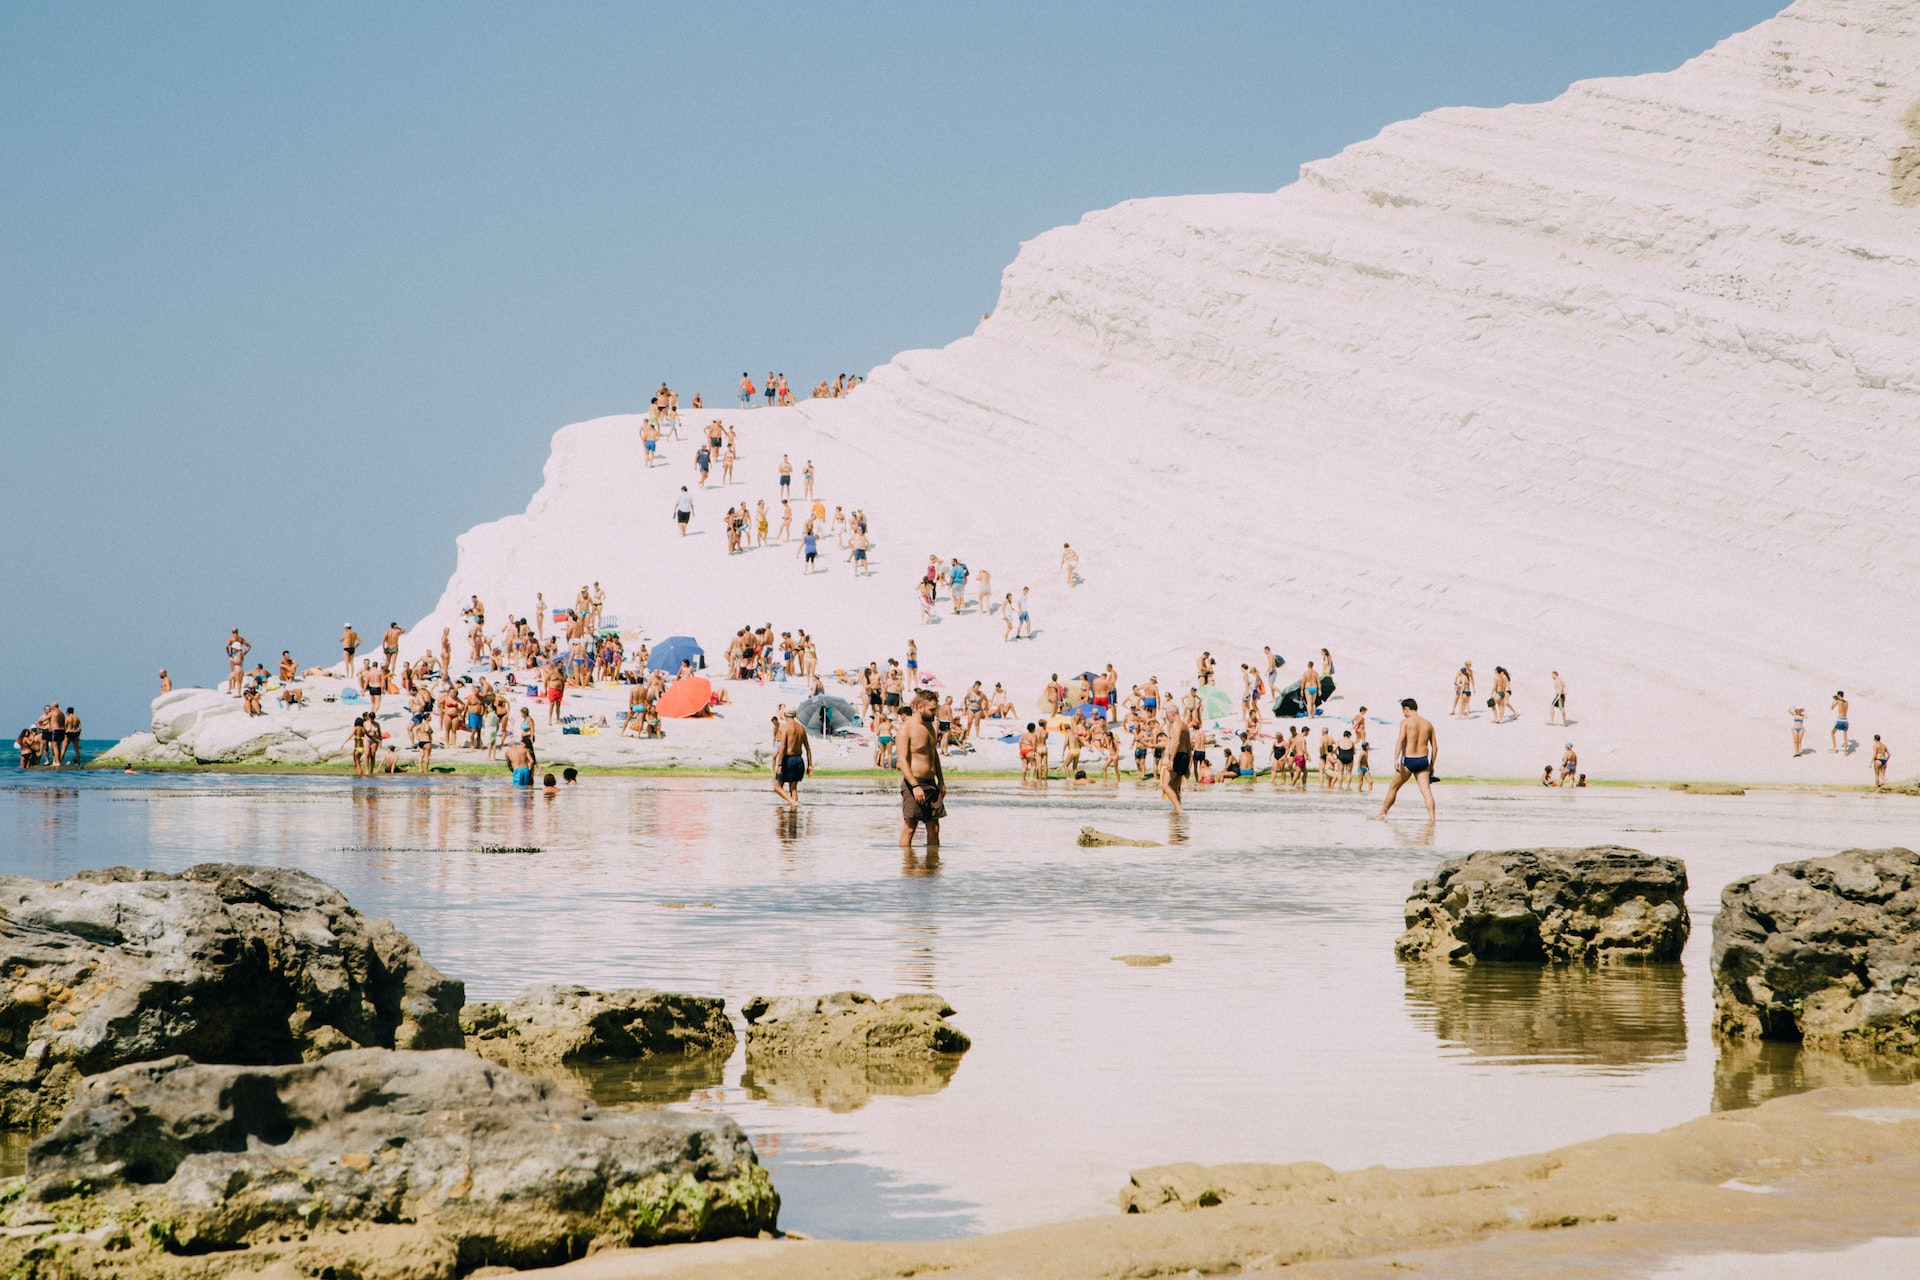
[1160,712,1191,813]
[771,707,812,805]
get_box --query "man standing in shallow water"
[1376,698,1439,820]
[899,689,946,850]
[771,707,812,806]
[1160,708,1192,812]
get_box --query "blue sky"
[1,1,1784,736]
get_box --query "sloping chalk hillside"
[153,0,1919,784]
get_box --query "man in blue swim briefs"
[1376,697,1439,820]
[505,738,535,787]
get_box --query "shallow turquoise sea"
[2,771,1915,1239]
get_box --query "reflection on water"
[0,1128,28,1179]
[560,1053,731,1107]
[4,772,1920,1238]
[1403,961,1687,1070]
[1712,1038,1920,1112]
[743,1051,963,1113]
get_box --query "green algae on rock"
[0,1048,777,1279]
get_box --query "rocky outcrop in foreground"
[1713,847,1920,1052]
[1396,847,1689,965]
[3,1049,777,1278]
[0,864,463,1128]
[461,984,736,1074]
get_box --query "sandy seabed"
[537,1085,1920,1279]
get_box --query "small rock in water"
[743,991,970,1059]
[1114,954,1173,967]
[1396,846,1690,965]
[1713,847,1920,1053]
[1078,826,1162,848]
[740,993,969,1113]
[460,984,736,1071]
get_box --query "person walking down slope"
[674,487,694,536]
[738,373,755,408]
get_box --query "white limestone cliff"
[127,0,1920,782]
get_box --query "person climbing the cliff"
[1061,542,1079,587]
[675,487,694,536]
[1376,698,1438,821]
[1873,734,1891,787]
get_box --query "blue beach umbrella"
[647,636,705,674]
[798,695,859,736]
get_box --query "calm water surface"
[3,772,1917,1238]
